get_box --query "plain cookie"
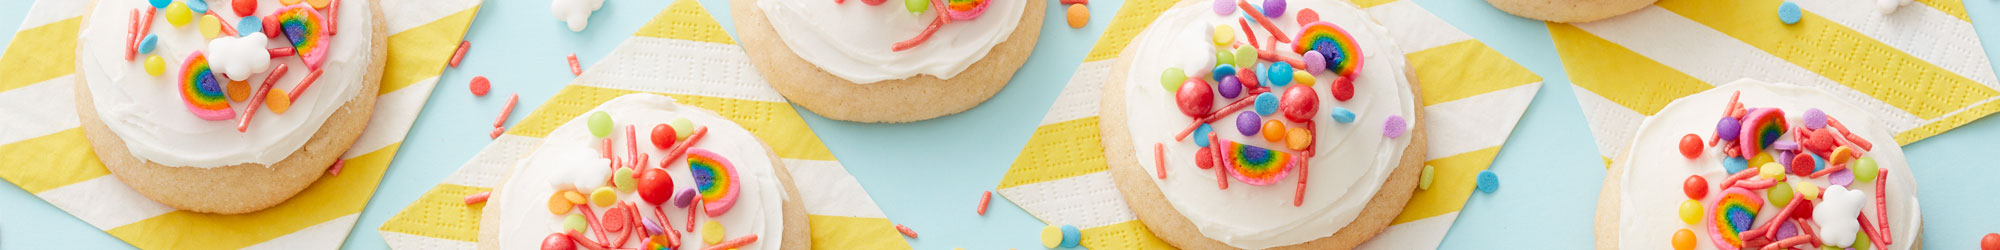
[1485,0,1656,23]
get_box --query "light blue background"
[4,0,2000,249]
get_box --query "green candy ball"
[588,111,613,138]
[1853,157,1879,182]
[905,0,928,13]
[1767,181,1793,207]
[614,168,637,193]
[1216,50,1233,67]
[1233,46,1257,68]
[563,214,589,233]
[670,118,696,140]
[1161,68,1186,92]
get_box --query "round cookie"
[1098,0,1426,248]
[731,0,1044,123]
[1596,80,1921,250]
[74,0,387,214]
[1484,0,1656,23]
[477,94,809,250]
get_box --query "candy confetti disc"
[179,51,235,120]
[1223,140,1293,185]
[1706,187,1763,250]
[273,5,330,70]
[1292,21,1363,76]
[688,148,741,215]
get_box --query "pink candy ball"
[1280,86,1318,122]
[1176,79,1214,117]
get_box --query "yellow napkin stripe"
[1392,146,1497,225]
[1895,99,2000,144]
[807,215,917,250]
[634,0,737,45]
[0,128,108,194]
[0,17,77,93]
[1916,0,1970,22]
[999,118,1106,189]
[382,7,482,95]
[1549,23,1712,116]
[1411,40,1543,106]
[378,183,491,243]
[1083,0,1182,62]
[1082,220,1175,249]
[106,143,397,249]
[501,85,837,161]
[1659,0,1998,120]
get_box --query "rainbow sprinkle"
[687,148,740,216]
[179,51,234,120]
[1706,187,1763,250]
[274,5,329,70]
[1736,108,1787,157]
[1292,21,1363,76]
[1224,140,1294,185]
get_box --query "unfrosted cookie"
[1098,0,1426,248]
[732,0,1044,123]
[1597,79,1921,250]
[1485,0,1655,23]
[74,0,386,214]
[477,94,808,250]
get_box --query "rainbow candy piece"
[274,5,329,70]
[944,0,989,20]
[1224,140,1294,185]
[687,148,740,216]
[1705,187,1763,250]
[1736,108,1787,157]
[179,51,235,120]
[1293,21,1364,77]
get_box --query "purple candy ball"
[1219,77,1243,98]
[1236,111,1261,136]
[674,188,697,208]
[1302,50,1326,75]
[1384,115,1407,138]
[1774,220,1798,240]
[1262,0,1286,18]
[1213,0,1235,15]
[1716,117,1741,140]
[1803,108,1828,130]
[1773,141,1798,151]
[1776,150,1794,167]
[1830,167,1854,186]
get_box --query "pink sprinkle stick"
[701,235,759,250]
[288,69,323,102]
[685,201,697,232]
[489,126,503,139]
[494,94,517,127]
[463,191,491,205]
[1857,213,1888,250]
[976,191,992,215]
[138,8,155,43]
[660,127,709,167]
[1238,19,1258,49]
[895,224,918,238]
[239,64,289,132]
[625,124,638,167]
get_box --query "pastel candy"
[138,34,158,54]
[1723,157,1748,174]
[1233,46,1257,69]
[688,149,741,215]
[1830,167,1853,186]
[1218,77,1243,98]
[1212,0,1234,15]
[1384,115,1407,138]
[1476,170,1498,193]
[1292,71,1315,87]
[1302,50,1325,75]
[1253,92,1279,116]
[1060,225,1082,248]
[186,0,209,14]
[150,0,172,9]
[1778,1,1802,24]
[1328,107,1355,123]
[1803,108,1827,129]
[1261,0,1285,17]
[944,0,991,20]
[588,111,612,137]
[1194,124,1214,147]
[674,188,697,208]
[1716,117,1740,140]
[237,16,262,37]
[166,2,191,26]
[1267,62,1293,87]
[1213,64,1237,83]
[1418,165,1434,190]
[1161,68,1186,91]
[1236,111,1260,135]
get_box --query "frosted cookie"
[1097,0,1427,248]
[74,0,386,214]
[1596,79,1921,250]
[479,94,809,250]
[1485,0,1654,23]
[732,0,1043,123]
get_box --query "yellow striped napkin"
[996,0,1542,248]
[374,1,912,249]
[0,0,482,249]
[1555,0,1997,164]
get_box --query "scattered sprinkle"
[1679,134,1702,159]
[1066,4,1088,28]
[977,191,993,215]
[496,94,518,128]
[1060,224,1082,247]
[702,220,725,244]
[450,40,470,68]
[1329,107,1355,123]
[701,234,758,250]
[327,159,344,176]
[1476,170,1498,193]
[1982,233,1998,250]
[896,224,919,238]
[568,53,582,75]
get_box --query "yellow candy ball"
[589,186,617,207]
[1793,180,1821,201]
[1749,152,1775,170]
[265,88,291,114]
[1261,120,1286,142]
[165,2,192,27]
[1759,162,1785,180]
[144,55,165,76]
[1678,199,1701,225]
[1285,127,1311,151]
[199,14,222,39]
[702,221,726,245]
[1292,71,1315,87]
[1212,25,1234,46]
[1672,229,1696,250]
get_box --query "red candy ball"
[1683,175,1707,199]
[1195,148,1214,169]
[1790,153,1815,176]
[650,124,677,149]
[1981,233,1999,250]
[1280,86,1319,122]
[1176,79,1214,117]
[232,0,257,17]
[637,167,675,204]
[601,205,629,231]
[1331,76,1355,101]
[1678,134,1702,159]
[541,233,575,250]
[1802,128,1837,155]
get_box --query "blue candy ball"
[1329,107,1356,123]
[1194,124,1214,147]
[1253,92,1279,116]
[1724,157,1749,174]
[1476,170,1500,193]
[1060,225,1082,248]
[1267,62,1294,87]
[1778,2,1802,25]
[150,0,172,9]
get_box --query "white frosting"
[756,0,1025,83]
[551,0,604,32]
[78,0,374,168]
[1614,80,1920,250]
[1117,1,1416,249]
[491,94,786,250]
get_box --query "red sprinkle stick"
[1175,88,1270,141]
[1208,132,1222,170]
[288,69,323,102]
[576,204,609,244]
[327,0,340,36]
[450,41,470,68]
[1806,160,1847,178]
[495,93,518,127]
[1732,178,1777,190]
[1794,218,1820,248]
[895,224,918,238]
[490,127,503,139]
[625,125,638,167]
[1293,155,1307,206]
[564,230,608,250]
[126,9,138,61]
[1153,143,1166,179]
[1254,39,1306,67]
[568,54,582,75]
[1211,132,1227,190]
[603,137,615,159]
[1237,0,1289,43]
[1059,0,1087,4]
[463,191,491,205]
[1877,168,1890,245]
[892,0,950,52]
[1762,235,1812,250]
[702,235,759,250]
[268,47,296,58]
[1238,18,1258,50]
[685,200,697,232]
[138,8,155,44]
[327,159,344,176]
[660,127,709,167]
[1858,213,1888,250]
[1718,167,1759,189]
[976,191,992,215]
[239,64,290,132]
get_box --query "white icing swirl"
[756,0,1025,83]
[1614,79,1919,250]
[78,0,374,168]
[1117,1,1416,248]
[491,94,786,250]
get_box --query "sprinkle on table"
[976,190,992,215]
[450,40,470,68]
[463,191,491,205]
[1475,170,1499,193]
[568,53,582,75]
[895,224,918,238]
